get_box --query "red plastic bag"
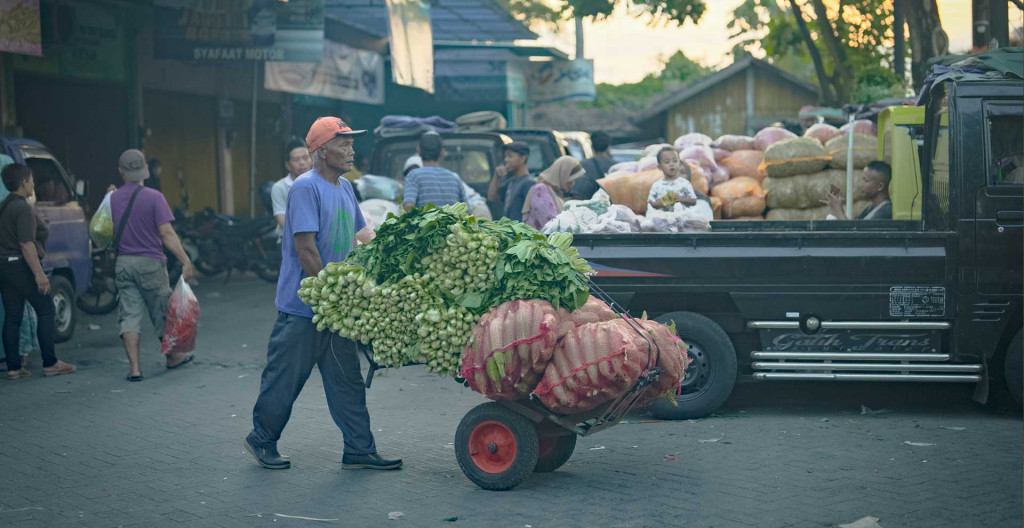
[161,277,200,356]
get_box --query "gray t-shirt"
[857,199,893,220]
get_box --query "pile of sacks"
[461,297,689,414]
[541,191,642,234]
[761,120,878,221]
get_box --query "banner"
[529,59,595,104]
[264,41,384,105]
[385,0,434,94]
[10,1,125,82]
[154,0,324,62]
[0,0,42,56]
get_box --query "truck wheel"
[650,312,737,420]
[455,402,539,490]
[51,275,76,343]
[1003,330,1022,408]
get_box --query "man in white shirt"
[271,139,313,230]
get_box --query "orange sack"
[720,150,764,181]
[711,176,767,219]
[598,162,706,215]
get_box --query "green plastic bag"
[89,191,115,249]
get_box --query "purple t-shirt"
[110,183,174,260]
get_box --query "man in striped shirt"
[402,132,468,211]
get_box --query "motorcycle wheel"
[255,238,281,283]
[194,238,224,277]
[77,281,118,315]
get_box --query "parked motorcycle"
[187,208,280,283]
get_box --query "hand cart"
[358,280,664,491]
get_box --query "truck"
[1,137,92,343]
[575,60,1024,419]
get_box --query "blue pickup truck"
[1,137,91,343]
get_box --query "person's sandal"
[167,354,195,370]
[126,373,144,382]
[43,360,76,377]
[6,368,31,380]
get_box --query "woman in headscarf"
[522,156,584,230]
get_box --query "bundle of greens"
[299,204,593,377]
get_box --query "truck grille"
[749,351,981,382]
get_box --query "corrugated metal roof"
[325,0,536,42]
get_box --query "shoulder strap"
[112,186,143,256]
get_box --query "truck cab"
[1,137,91,343]
[575,67,1023,418]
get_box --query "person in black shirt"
[488,142,536,221]
[570,131,616,200]
[0,163,76,380]
[826,161,893,220]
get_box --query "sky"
[531,1,1019,85]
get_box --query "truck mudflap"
[745,319,982,383]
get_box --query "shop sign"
[528,59,595,104]
[0,0,42,56]
[264,40,384,105]
[154,0,324,62]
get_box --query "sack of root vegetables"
[297,203,689,414]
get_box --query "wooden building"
[636,55,819,140]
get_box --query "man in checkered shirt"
[401,132,468,211]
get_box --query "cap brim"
[339,129,368,137]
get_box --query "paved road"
[1,277,1020,528]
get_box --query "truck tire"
[51,275,76,343]
[650,312,737,420]
[1003,330,1022,408]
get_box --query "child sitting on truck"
[648,147,698,212]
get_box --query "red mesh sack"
[556,296,619,337]
[534,320,652,414]
[713,135,756,152]
[754,126,797,151]
[803,123,841,145]
[460,300,561,400]
[840,119,877,136]
[635,319,689,405]
[161,277,200,356]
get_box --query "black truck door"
[975,103,1023,296]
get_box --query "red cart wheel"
[455,403,538,490]
[535,430,576,473]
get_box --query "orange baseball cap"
[305,116,367,151]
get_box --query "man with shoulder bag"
[109,150,195,382]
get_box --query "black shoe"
[341,452,402,470]
[244,435,290,470]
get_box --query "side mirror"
[75,179,87,197]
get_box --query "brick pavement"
[0,276,1020,528]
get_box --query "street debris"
[838,516,883,528]
[589,445,606,450]
[698,438,722,443]
[861,405,893,415]
[88,324,101,330]
[665,455,678,461]
[903,441,936,447]
[388,512,405,520]
[443,516,459,522]
[939,426,966,431]
[110,390,124,393]
[248,513,338,522]
[819,418,829,422]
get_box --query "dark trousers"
[250,312,376,456]
[0,259,57,370]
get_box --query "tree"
[582,50,712,110]
[730,0,909,104]
[497,0,707,59]
[904,0,947,91]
